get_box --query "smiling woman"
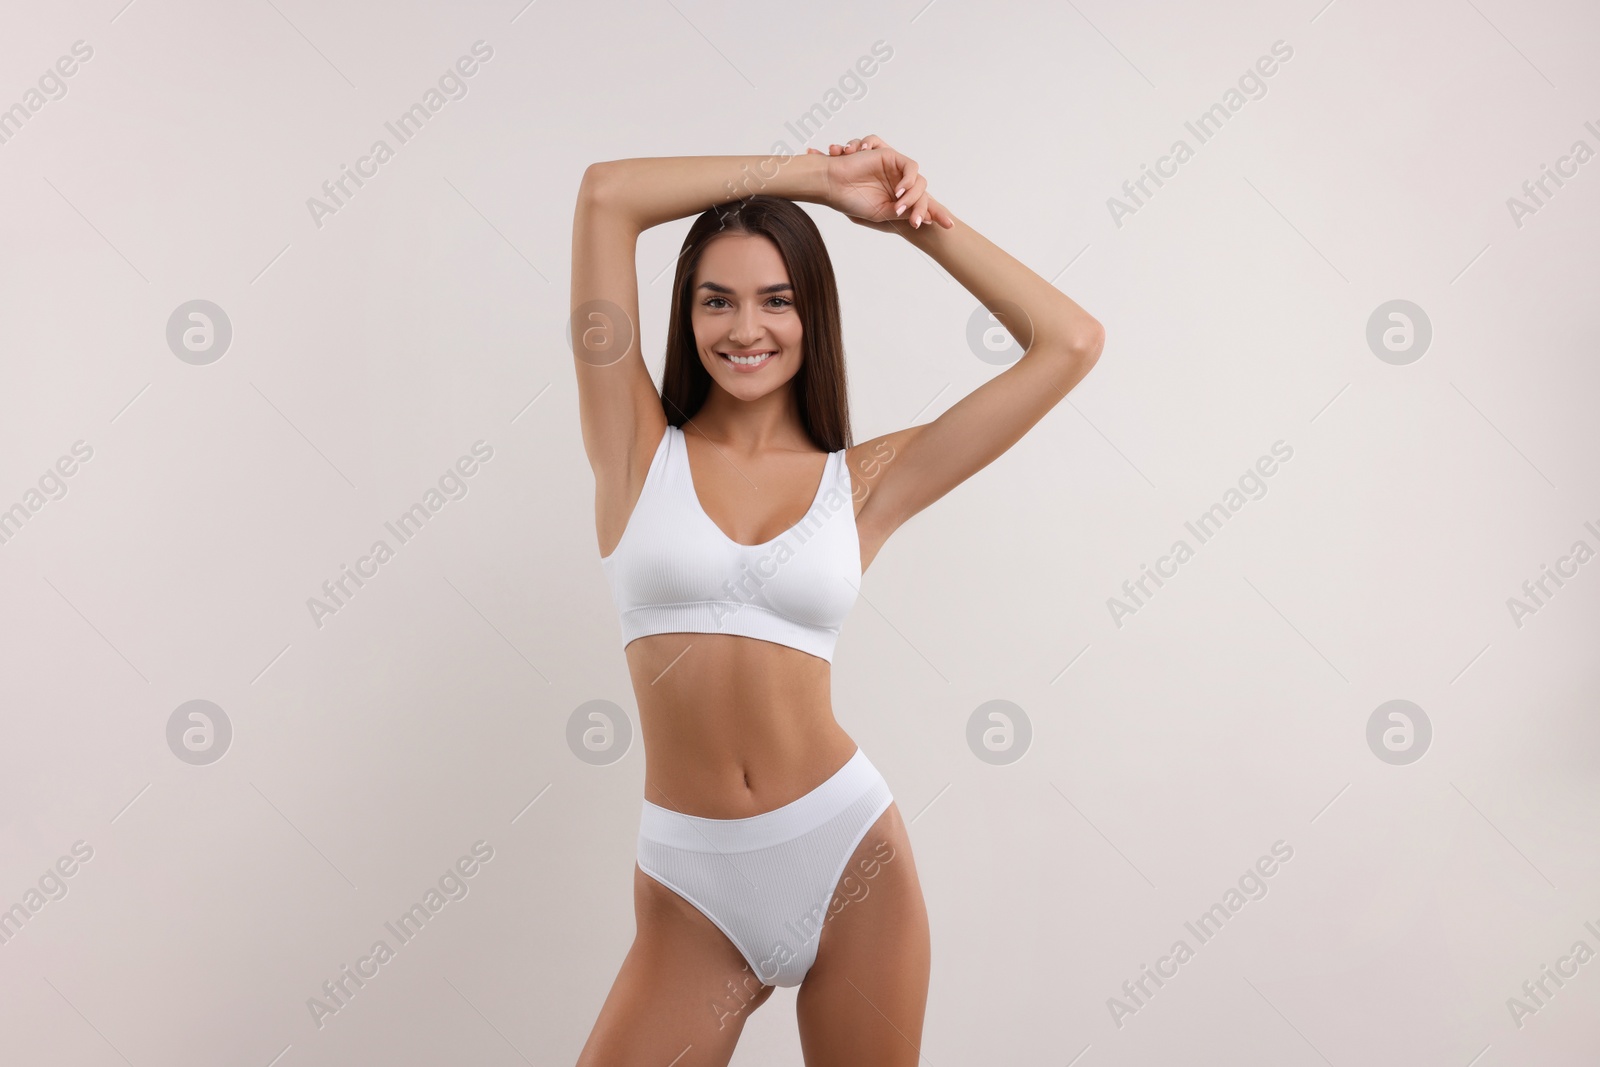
[570,137,1102,1066]
[657,195,850,452]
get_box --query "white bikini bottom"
[636,747,894,987]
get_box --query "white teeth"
[723,351,775,366]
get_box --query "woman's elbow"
[578,161,619,206]
[1069,319,1105,361]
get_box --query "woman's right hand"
[807,136,954,232]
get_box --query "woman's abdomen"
[625,633,857,818]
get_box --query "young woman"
[571,135,1103,1066]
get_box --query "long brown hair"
[659,195,851,453]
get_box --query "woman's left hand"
[807,136,954,232]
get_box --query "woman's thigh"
[795,802,931,1067]
[575,864,776,1067]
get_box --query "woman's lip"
[719,350,776,372]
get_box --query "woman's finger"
[908,176,929,216]
[896,174,926,218]
[889,173,928,220]
[894,159,920,206]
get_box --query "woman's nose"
[729,305,764,342]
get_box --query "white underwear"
[636,747,894,987]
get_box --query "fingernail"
[896,203,906,216]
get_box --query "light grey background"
[2,0,1597,1063]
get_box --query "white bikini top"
[599,423,861,662]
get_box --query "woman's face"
[690,233,804,402]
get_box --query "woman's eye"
[702,297,792,309]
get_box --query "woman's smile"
[718,348,778,371]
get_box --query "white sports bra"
[599,423,861,662]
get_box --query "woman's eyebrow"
[696,281,794,294]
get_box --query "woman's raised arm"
[580,152,831,232]
[570,152,828,557]
[809,136,1104,556]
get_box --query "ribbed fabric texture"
[598,424,861,662]
[636,748,894,987]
